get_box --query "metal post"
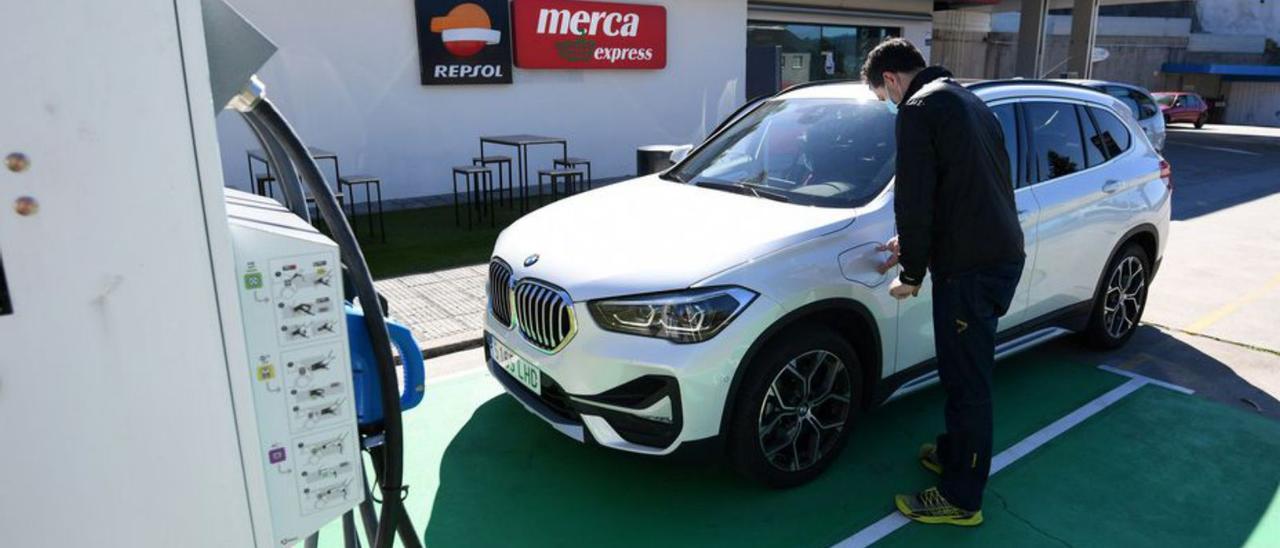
[1014,0,1048,78]
[1066,0,1100,79]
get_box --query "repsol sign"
[415,0,513,85]
[512,0,667,70]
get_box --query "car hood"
[492,175,855,301]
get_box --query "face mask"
[884,98,899,115]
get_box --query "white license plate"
[491,339,542,395]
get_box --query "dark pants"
[932,259,1024,511]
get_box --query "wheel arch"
[718,298,883,439]
[1090,223,1159,306]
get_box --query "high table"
[479,135,568,212]
[246,146,341,200]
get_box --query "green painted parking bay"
[312,355,1280,547]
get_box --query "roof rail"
[964,78,1102,93]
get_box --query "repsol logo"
[535,8,640,37]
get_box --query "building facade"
[216,0,933,203]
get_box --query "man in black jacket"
[862,38,1025,526]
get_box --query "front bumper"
[485,339,683,453]
[483,295,784,455]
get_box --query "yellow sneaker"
[919,443,942,475]
[894,487,983,526]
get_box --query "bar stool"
[339,175,386,243]
[452,165,495,229]
[472,155,513,206]
[552,157,593,190]
[255,174,277,197]
[537,168,584,204]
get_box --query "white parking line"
[831,365,1192,548]
[1168,142,1261,156]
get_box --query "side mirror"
[669,145,693,164]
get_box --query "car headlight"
[587,287,757,343]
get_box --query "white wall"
[216,0,748,201]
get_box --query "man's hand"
[889,277,920,300]
[877,236,901,274]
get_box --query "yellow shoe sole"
[920,457,942,475]
[894,496,984,526]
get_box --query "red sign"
[511,0,666,69]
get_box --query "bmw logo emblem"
[524,254,540,267]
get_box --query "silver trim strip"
[581,415,679,456]
[883,327,1072,403]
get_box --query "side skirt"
[871,301,1091,406]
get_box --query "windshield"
[1153,93,1175,106]
[669,98,897,208]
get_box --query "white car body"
[483,80,1171,479]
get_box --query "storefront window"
[747,21,899,88]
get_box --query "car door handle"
[1102,180,1121,194]
[1017,208,1031,222]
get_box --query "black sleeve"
[893,102,938,286]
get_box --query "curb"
[421,331,484,360]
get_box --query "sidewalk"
[375,263,488,357]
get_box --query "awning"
[1161,63,1280,82]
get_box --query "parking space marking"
[1166,141,1262,156]
[1185,272,1280,333]
[833,366,1191,548]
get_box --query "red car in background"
[1154,91,1210,128]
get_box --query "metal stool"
[537,168,584,204]
[472,155,513,206]
[254,174,276,197]
[552,157,593,190]
[339,175,386,243]
[452,165,495,229]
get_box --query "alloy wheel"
[1102,256,1146,339]
[757,349,852,472]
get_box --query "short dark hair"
[860,38,926,88]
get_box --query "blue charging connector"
[347,304,425,427]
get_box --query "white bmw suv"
[484,80,1171,487]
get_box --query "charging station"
[0,1,413,546]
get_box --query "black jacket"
[894,66,1024,285]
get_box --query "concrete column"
[1014,0,1048,78]
[1066,0,1100,79]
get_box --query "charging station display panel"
[226,190,364,545]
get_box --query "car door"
[1171,95,1192,122]
[892,101,1040,373]
[1020,100,1132,321]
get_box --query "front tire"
[729,326,861,488]
[1085,244,1151,349]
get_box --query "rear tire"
[729,325,862,488]
[1085,244,1151,349]
[1195,114,1207,129]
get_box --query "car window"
[1154,94,1174,106]
[670,98,897,208]
[1104,86,1141,120]
[1090,107,1131,157]
[1078,106,1106,167]
[990,103,1020,188]
[1025,102,1085,183]
[1131,90,1159,120]
[1174,95,1187,107]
